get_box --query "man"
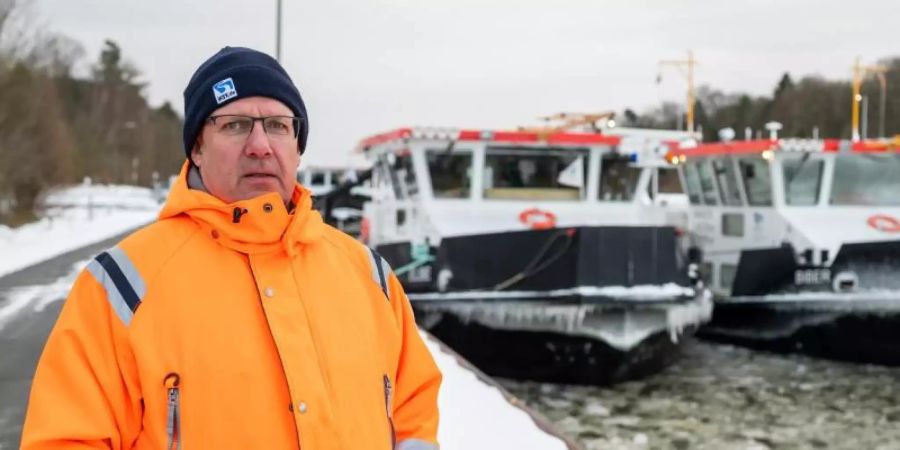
[21,47,441,450]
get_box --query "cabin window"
[721,213,744,237]
[696,160,719,205]
[783,156,823,206]
[483,147,588,201]
[719,263,737,289]
[394,155,419,198]
[712,158,743,206]
[383,159,403,199]
[598,154,642,202]
[830,154,900,206]
[373,156,401,199]
[700,262,713,286]
[649,167,684,200]
[657,168,684,194]
[427,150,472,199]
[311,172,326,186]
[682,162,703,205]
[737,156,773,206]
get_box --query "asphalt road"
[0,231,132,449]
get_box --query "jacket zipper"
[164,373,181,450]
[384,374,396,449]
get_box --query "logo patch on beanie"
[212,78,237,104]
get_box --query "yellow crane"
[659,50,698,134]
[851,57,887,141]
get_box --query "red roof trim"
[850,140,896,152]
[357,128,413,151]
[822,139,841,152]
[668,140,777,158]
[357,127,620,152]
[460,130,620,146]
[668,138,898,159]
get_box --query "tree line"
[622,58,900,142]
[0,1,183,225]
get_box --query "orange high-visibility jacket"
[21,162,441,450]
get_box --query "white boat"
[356,125,712,385]
[298,165,372,236]
[668,135,900,365]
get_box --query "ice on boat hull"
[411,291,712,385]
[385,226,710,385]
[699,240,900,366]
[700,295,900,366]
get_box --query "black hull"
[378,225,689,293]
[703,238,900,365]
[417,306,691,385]
[699,299,900,366]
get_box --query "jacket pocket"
[383,374,396,449]
[164,373,181,450]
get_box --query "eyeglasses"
[206,115,303,140]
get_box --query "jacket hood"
[159,161,324,255]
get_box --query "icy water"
[501,341,900,450]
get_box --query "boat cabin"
[667,137,900,297]
[357,126,692,250]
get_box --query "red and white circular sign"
[519,208,557,230]
[867,214,900,233]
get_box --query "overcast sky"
[33,0,900,167]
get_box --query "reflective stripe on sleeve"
[367,247,391,302]
[85,246,146,326]
[396,439,439,450]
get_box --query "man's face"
[190,96,301,204]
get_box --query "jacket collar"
[159,161,323,255]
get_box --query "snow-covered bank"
[0,184,161,278]
[428,333,572,449]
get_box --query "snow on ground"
[0,258,90,332]
[43,184,164,209]
[0,183,161,278]
[427,333,569,449]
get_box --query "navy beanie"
[182,46,308,156]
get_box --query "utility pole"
[275,0,283,62]
[861,95,869,140]
[851,57,887,141]
[877,71,887,138]
[659,50,698,135]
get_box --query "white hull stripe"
[86,246,146,326]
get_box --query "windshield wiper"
[784,152,811,188]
